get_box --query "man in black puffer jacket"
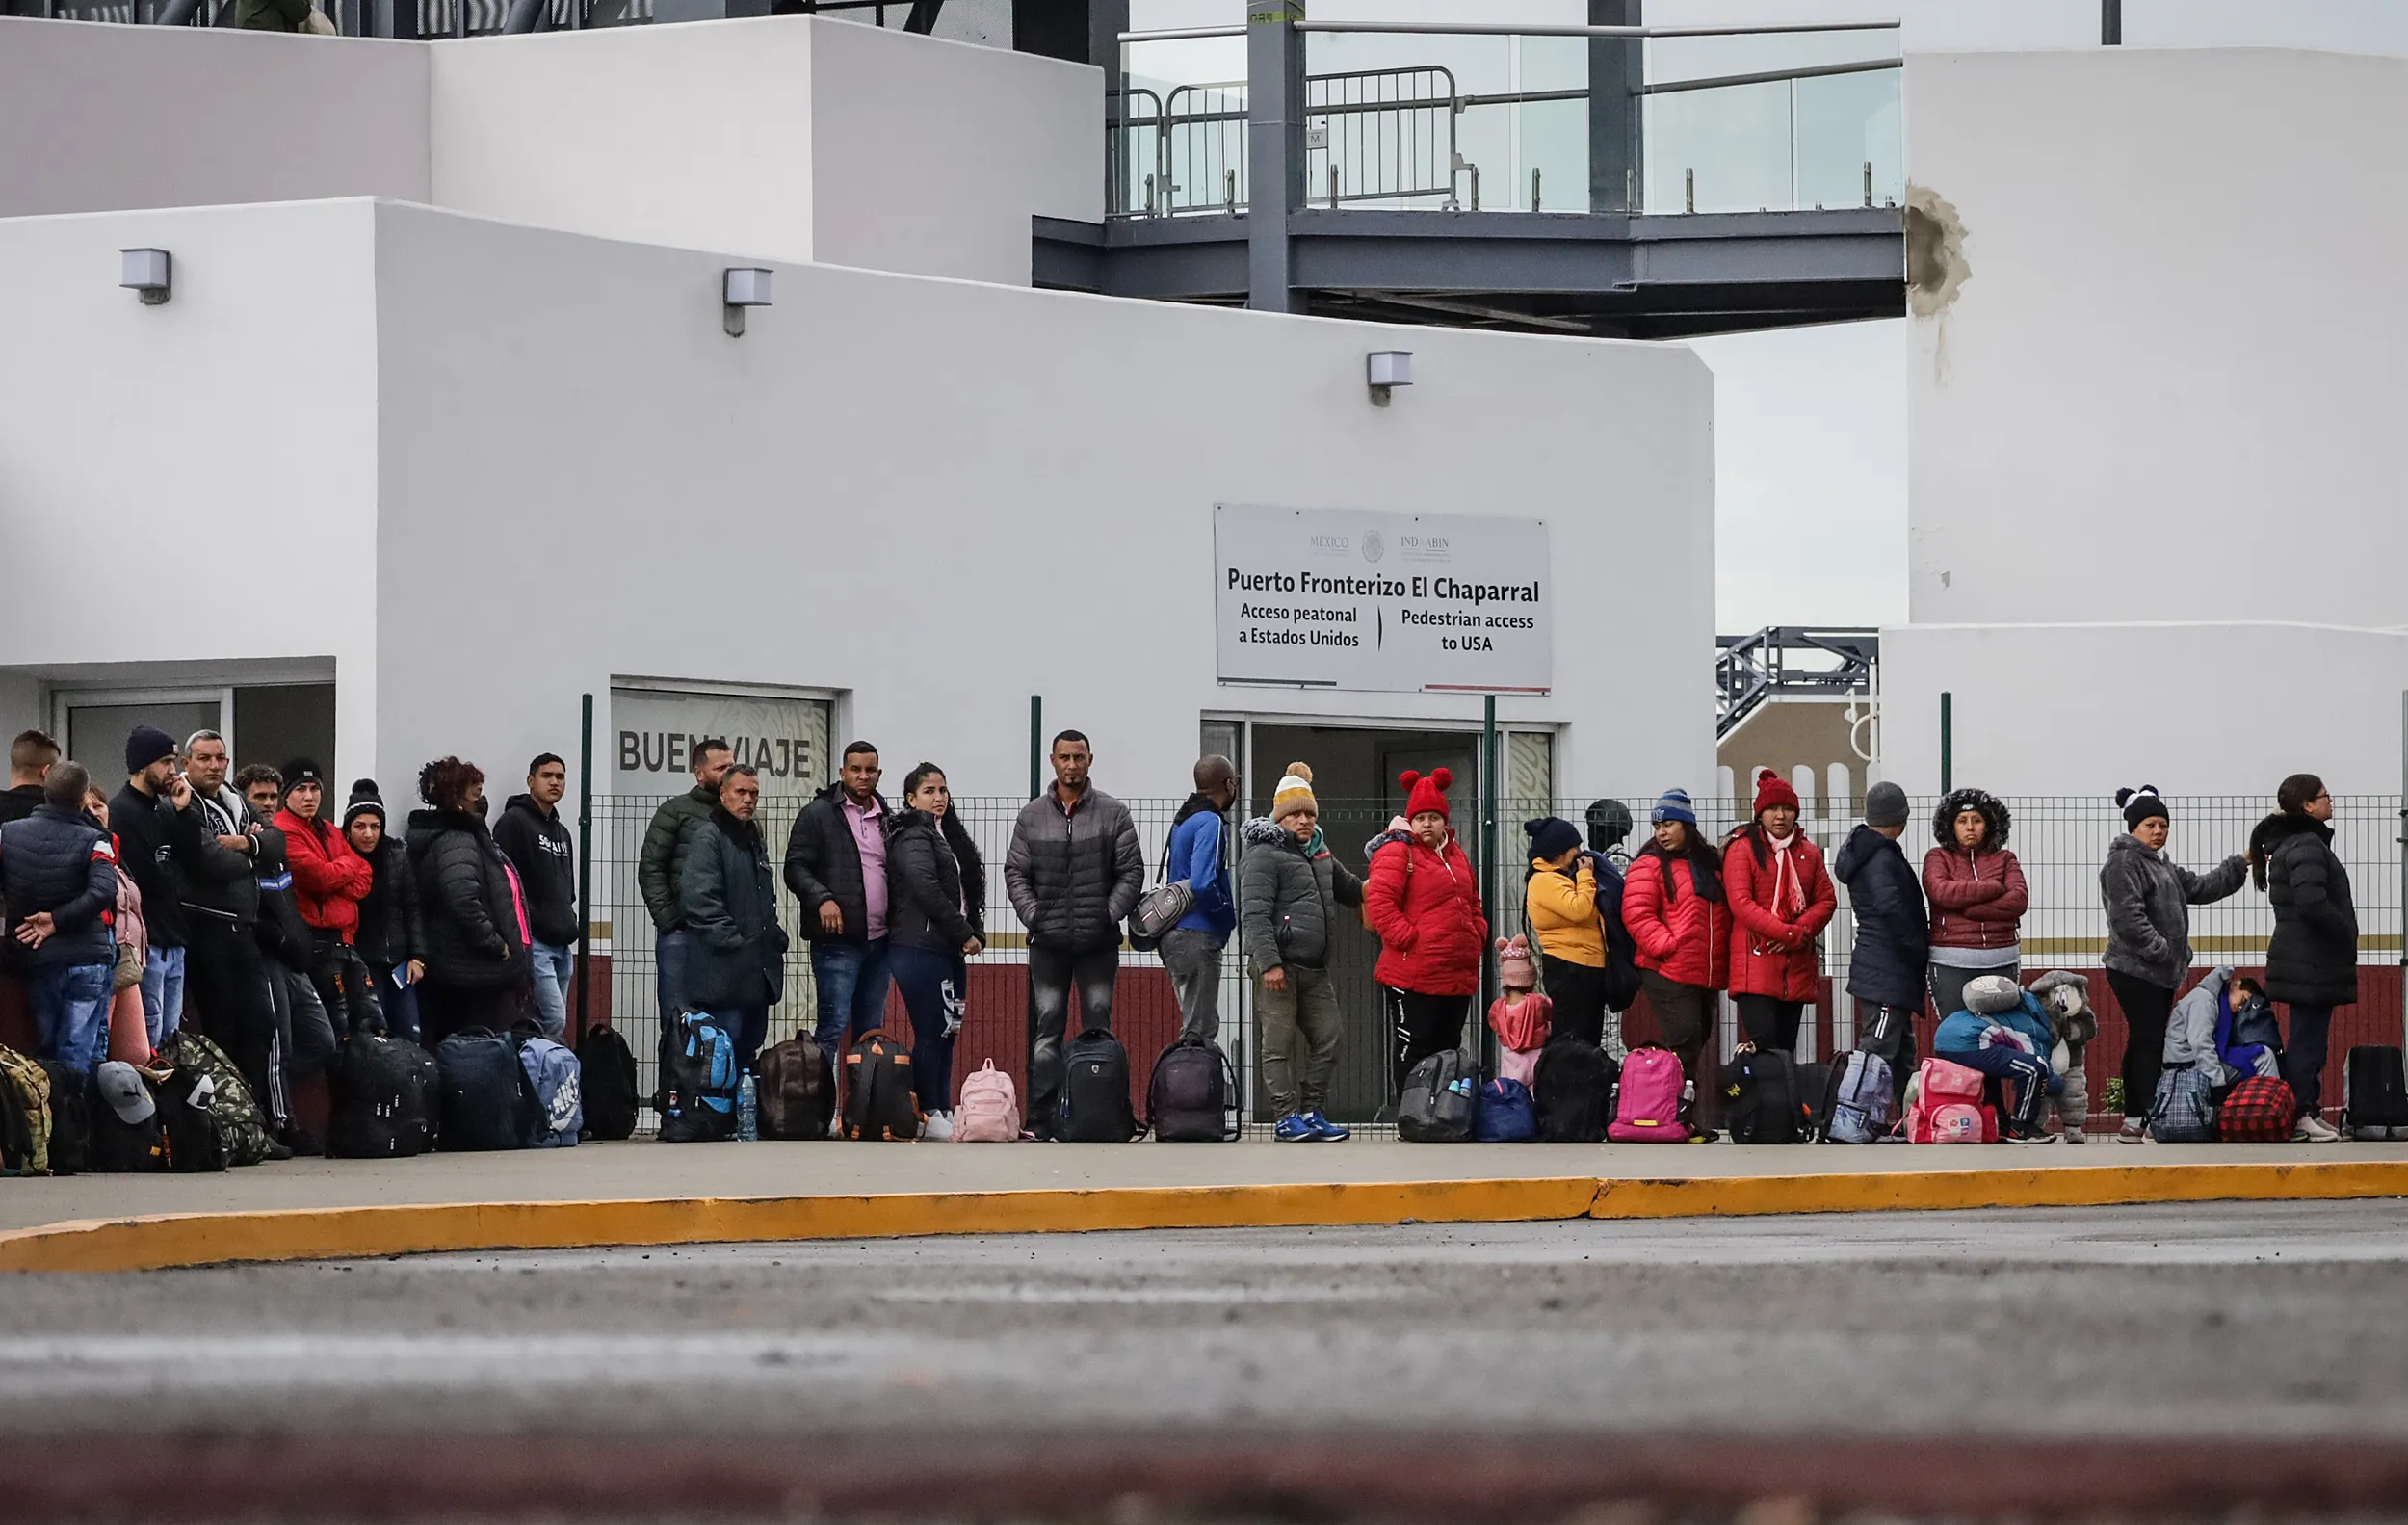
[679,765,787,1070]
[1004,729,1143,1133]
[0,762,119,1076]
[783,742,893,1052]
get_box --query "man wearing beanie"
[1523,814,1613,1050]
[1832,780,1927,1102]
[109,724,206,1044]
[2099,784,2248,1142]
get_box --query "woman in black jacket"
[406,756,531,1047]
[346,780,426,1043]
[884,762,986,1138]
[2249,773,2354,1141]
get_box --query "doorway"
[53,683,335,780]
[1244,723,1482,1123]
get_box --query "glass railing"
[1111,6,1902,219]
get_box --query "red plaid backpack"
[2217,1074,2296,1143]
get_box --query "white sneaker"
[2293,1115,2342,1144]
[2118,1118,2149,1144]
[922,1110,954,1142]
[2064,1127,2086,1144]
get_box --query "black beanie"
[1584,798,1634,853]
[1525,816,1583,864]
[2118,785,2168,830]
[343,778,385,828]
[281,758,325,795]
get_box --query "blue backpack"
[516,1036,584,1147]
[1474,1077,1537,1143]
[660,1012,738,1144]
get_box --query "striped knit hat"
[1271,763,1318,820]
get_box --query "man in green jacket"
[638,738,732,1094]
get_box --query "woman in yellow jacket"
[1523,816,1610,1049]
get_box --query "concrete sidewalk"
[9,1136,2408,1234]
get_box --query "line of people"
[1,727,583,1155]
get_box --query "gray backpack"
[2150,1062,2215,1144]
[1823,1050,1894,1144]
[1398,1048,1477,1143]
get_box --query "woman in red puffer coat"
[1622,787,1729,1098]
[1723,769,1837,1056]
[1363,768,1487,1102]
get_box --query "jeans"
[1028,943,1117,1125]
[528,941,573,1039]
[1383,984,1468,1101]
[368,962,422,1043]
[810,938,893,1050]
[890,944,965,1113]
[1260,965,1341,1117]
[1939,1044,2056,1133]
[2107,969,2175,1125]
[2282,1002,2335,1119]
[31,962,113,1076]
[141,944,187,1047]
[308,933,383,1039]
[720,1006,768,1072]
[655,929,694,1101]
[1158,927,1226,1041]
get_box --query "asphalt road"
[12,1201,2408,1519]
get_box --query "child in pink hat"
[1487,935,1553,1086]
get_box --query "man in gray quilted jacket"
[1005,730,1143,1137]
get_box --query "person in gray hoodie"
[1239,763,1363,1143]
[2099,785,2247,1142]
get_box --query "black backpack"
[1398,1048,1477,1143]
[660,1012,740,1144]
[38,1060,92,1176]
[1588,856,1645,1012]
[1723,1048,1806,1144]
[576,1023,641,1141]
[1056,1028,1139,1143]
[1148,1036,1236,1142]
[154,1067,228,1172]
[434,1027,534,1151]
[330,1035,427,1159]
[89,1104,166,1173]
[399,1039,440,1155]
[1793,1061,1833,1142]
[758,1033,835,1141]
[842,1030,921,1142]
[2230,996,2284,1054]
[2343,1046,2408,1131]
[1531,1038,1616,1143]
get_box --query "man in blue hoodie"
[1158,755,1238,1042]
[1935,973,2059,1143]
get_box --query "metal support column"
[574,693,594,1038]
[1246,0,1309,313]
[1939,691,1953,794]
[1588,0,1642,212]
[2102,0,2122,45]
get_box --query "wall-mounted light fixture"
[1366,349,1412,405]
[120,248,172,305]
[722,266,772,337]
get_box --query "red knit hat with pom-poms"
[1751,767,1800,818]
[1400,767,1453,822]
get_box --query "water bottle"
[737,1070,759,1143]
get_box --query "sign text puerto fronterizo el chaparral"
[1213,504,1552,694]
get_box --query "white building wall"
[0,201,385,783]
[805,18,1101,283]
[1880,622,2408,799]
[364,201,1715,804]
[0,18,430,219]
[1904,47,2408,629]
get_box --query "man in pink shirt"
[784,742,894,1053]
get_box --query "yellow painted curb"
[3,1162,2404,1274]
[0,1176,1601,1274]
[1588,1160,2408,1219]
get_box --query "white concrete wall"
[431,20,818,267]
[365,201,1715,805]
[1880,622,2408,798]
[806,17,1100,283]
[0,18,430,220]
[1904,48,2408,629]
[0,201,385,785]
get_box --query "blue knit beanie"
[1651,788,1696,827]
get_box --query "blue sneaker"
[1305,1110,1350,1141]
[1273,1113,1320,1143]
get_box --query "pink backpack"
[1608,1047,1689,1142]
[1906,1057,1997,1144]
[952,1060,1021,1143]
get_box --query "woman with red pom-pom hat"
[1362,767,1488,1101]
[1723,768,1837,1057]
